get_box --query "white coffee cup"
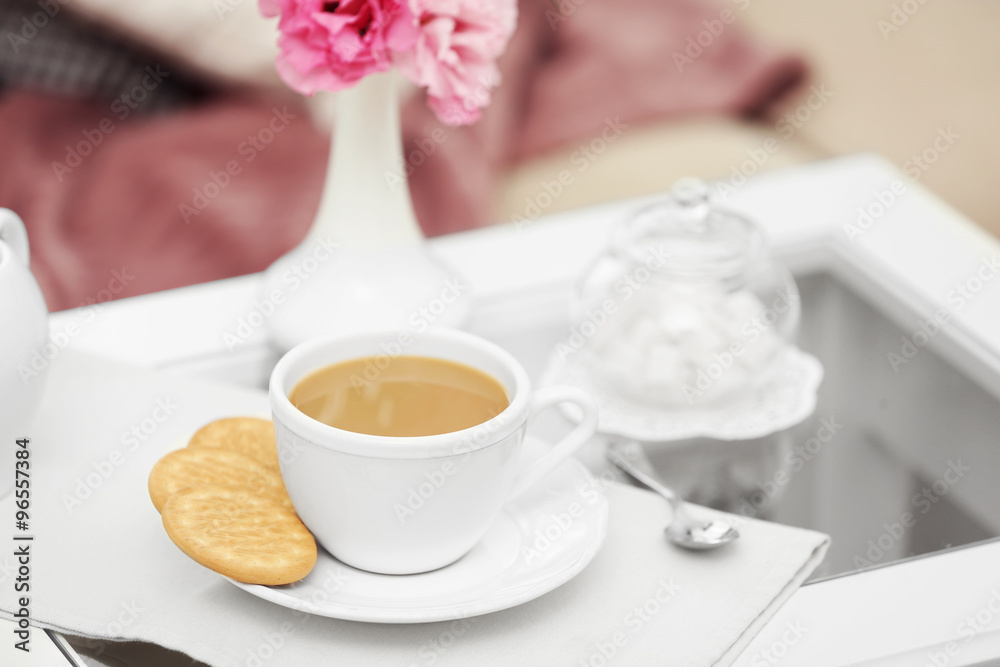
[269,328,598,575]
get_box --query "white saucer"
[229,437,609,623]
[541,347,823,442]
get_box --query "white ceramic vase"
[263,72,470,352]
[0,210,49,499]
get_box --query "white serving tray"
[51,154,1000,665]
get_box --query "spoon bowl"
[607,448,739,550]
[663,510,740,550]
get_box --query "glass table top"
[473,270,1000,582]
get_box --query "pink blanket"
[0,0,805,311]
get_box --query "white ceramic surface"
[261,72,470,351]
[230,436,609,623]
[543,345,823,442]
[0,209,49,499]
[262,241,471,353]
[269,328,599,575]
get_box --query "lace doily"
[540,346,824,443]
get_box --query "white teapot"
[0,209,49,498]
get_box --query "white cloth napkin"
[0,350,828,667]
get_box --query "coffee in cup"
[289,355,509,437]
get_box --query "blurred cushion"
[496,116,827,224]
[66,0,282,89]
[0,0,207,106]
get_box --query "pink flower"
[262,0,419,95]
[394,0,517,125]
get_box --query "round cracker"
[148,447,291,513]
[188,417,280,470]
[162,485,316,585]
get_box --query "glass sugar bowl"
[573,179,800,408]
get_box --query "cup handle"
[0,209,30,268]
[509,386,598,499]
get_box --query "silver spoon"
[607,448,739,550]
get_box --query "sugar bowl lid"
[610,178,764,281]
